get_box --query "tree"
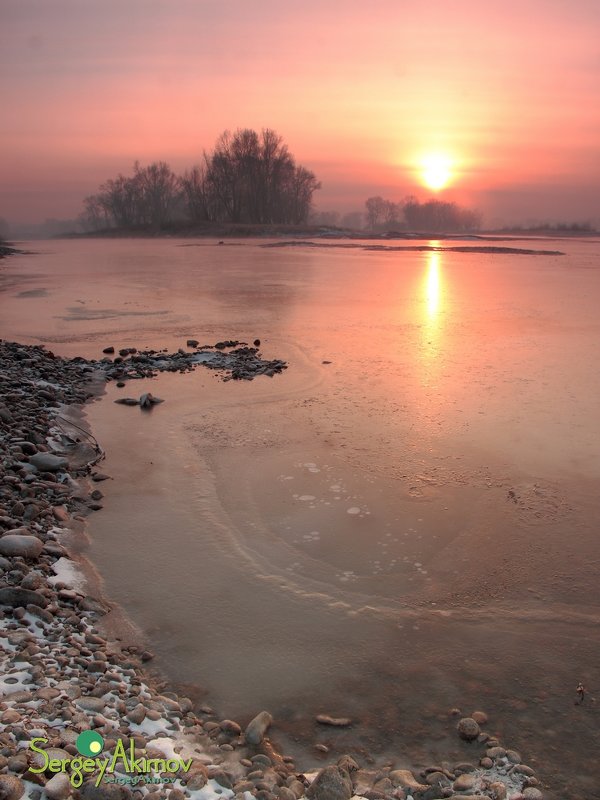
[402,198,481,232]
[365,196,387,230]
[81,129,320,229]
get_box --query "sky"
[1,0,599,227]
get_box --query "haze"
[2,0,599,227]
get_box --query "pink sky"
[2,0,599,226]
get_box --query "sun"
[419,154,453,191]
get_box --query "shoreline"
[0,338,550,800]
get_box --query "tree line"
[365,195,482,232]
[80,128,321,231]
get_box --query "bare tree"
[365,196,387,230]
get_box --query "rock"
[489,783,507,800]
[187,340,199,348]
[513,765,535,776]
[29,453,69,472]
[245,710,273,745]
[306,766,353,800]
[0,776,25,800]
[471,710,488,725]
[102,347,115,354]
[453,774,475,791]
[207,769,233,790]
[0,587,48,608]
[456,717,480,741]
[336,756,359,774]
[44,774,72,800]
[389,770,429,794]
[505,749,522,763]
[139,392,164,409]
[114,398,139,406]
[79,782,131,800]
[316,714,352,727]
[75,696,107,712]
[424,772,448,786]
[126,704,146,724]
[219,719,242,735]
[522,789,543,800]
[0,533,43,558]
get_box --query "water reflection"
[420,247,444,379]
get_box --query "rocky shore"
[0,340,547,800]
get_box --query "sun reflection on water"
[425,249,441,318]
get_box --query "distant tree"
[402,198,481,232]
[81,130,320,229]
[365,196,388,230]
[340,211,363,230]
[310,210,340,226]
[203,128,320,224]
[0,217,10,240]
[135,161,178,229]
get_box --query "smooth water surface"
[2,237,600,797]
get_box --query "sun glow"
[419,154,453,191]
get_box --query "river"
[2,236,600,798]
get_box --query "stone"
[453,774,475,791]
[139,392,164,408]
[0,776,25,800]
[219,719,242,735]
[79,782,131,800]
[306,766,353,800]
[44,774,72,800]
[187,340,199,348]
[75,696,107,712]
[0,587,48,608]
[114,398,139,406]
[471,710,488,725]
[522,789,543,800]
[0,533,43,558]
[245,710,273,745]
[29,453,69,472]
[456,717,480,741]
[126,704,146,724]
[513,765,535,776]
[316,714,352,727]
[489,783,507,800]
[389,770,429,794]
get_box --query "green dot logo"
[76,731,104,757]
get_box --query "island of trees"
[80,128,321,231]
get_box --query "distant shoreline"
[59,222,598,242]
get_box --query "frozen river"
[2,236,600,797]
